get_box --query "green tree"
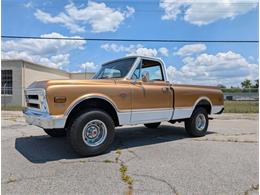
[253,79,259,88]
[241,79,252,89]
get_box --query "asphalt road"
[1,111,259,195]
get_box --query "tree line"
[219,79,259,93]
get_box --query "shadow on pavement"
[15,125,215,163]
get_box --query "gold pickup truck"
[24,56,224,156]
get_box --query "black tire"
[68,109,115,157]
[144,122,161,128]
[185,107,209,137]
[43,128,66,137]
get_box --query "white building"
[1,59,95,108]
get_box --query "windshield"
[93,58,136,79]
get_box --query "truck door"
[130,59,173,124]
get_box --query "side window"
[131,59,164,81]
[142,65,163,81]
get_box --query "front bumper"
[23,108,66,129]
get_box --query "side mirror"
[141,71,149,82]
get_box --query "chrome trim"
[24,88,49,113]
[23,108,66,129]
[64,95,119,116]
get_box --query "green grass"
[224,101,259,113]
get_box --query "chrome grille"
[25,89,48,112]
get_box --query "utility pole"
[84,65,87,80]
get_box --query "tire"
[144,122,161,128]
[43,128,66,137]
[185,107,208,137]
[68,109,115,157]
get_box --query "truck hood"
[28,79,116,89]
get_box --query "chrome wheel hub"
[82,120,107,147]
[195,113,206,131]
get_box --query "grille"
[25,89,47,112]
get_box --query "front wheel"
[68,109,115,157]
[144,122,161,128]
[43,128,66,137]
[185,107,208,137]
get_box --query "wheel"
[144,122,161,128]
[43,128,66,137]
[185,107,208,137]
[68,109,115,157]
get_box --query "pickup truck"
[24,56,224,156]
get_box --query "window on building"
[1,70,13,95]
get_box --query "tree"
[217,84,226,88]
[253,79,259,88]
[241,79,252,89]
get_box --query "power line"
[1,35,259,43]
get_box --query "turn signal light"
[54,96,66,103]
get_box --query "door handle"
[162,87,169,93]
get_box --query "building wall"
[70,72,95,80]
[1,60,23,107]
[23,61,70,87]
[1,60,97,107]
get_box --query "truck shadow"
[15,125,215,163]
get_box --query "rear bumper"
[211,105,224,114]
[23,108,66,129]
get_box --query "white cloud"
[35,1,135,33]
[24,1,33,8]
[101,43,169,57]
[80,62,98,70]
[158,47,169,56]
[174,44,207,56]
[2,32,86,68]
[167,51,258,86]
[160,0,258,25]
[35,9,85,33]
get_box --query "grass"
[224,101,259,113]
[1,106,24,111]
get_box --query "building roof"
[1,59,95,75]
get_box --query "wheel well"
[194,99,212,114]
[65,98,119,128]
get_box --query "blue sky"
[2,0,259,86]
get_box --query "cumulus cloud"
[158,47,169,56]
[167,51,258,86]
[80,62,98,70]
[127,47,158,57]
[174,44,207,56]
[35,1,135,33]
[2,32,86,68]
[101,43,169,57]
[160,0,258,25]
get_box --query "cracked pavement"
[2,111,259,194]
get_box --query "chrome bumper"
[23,108,66,129]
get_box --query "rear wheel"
[43,128,66,137]
[144,122,161,128]
[68,109,115,157]
[185,107,208,137]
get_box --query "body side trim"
[64,94,120,117]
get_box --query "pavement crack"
[2,173,57,185]
[58,159,116,164]
[244,184,259,195]
[115,149,134,195]
[193,139,257,143]
[133,173,179,195]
